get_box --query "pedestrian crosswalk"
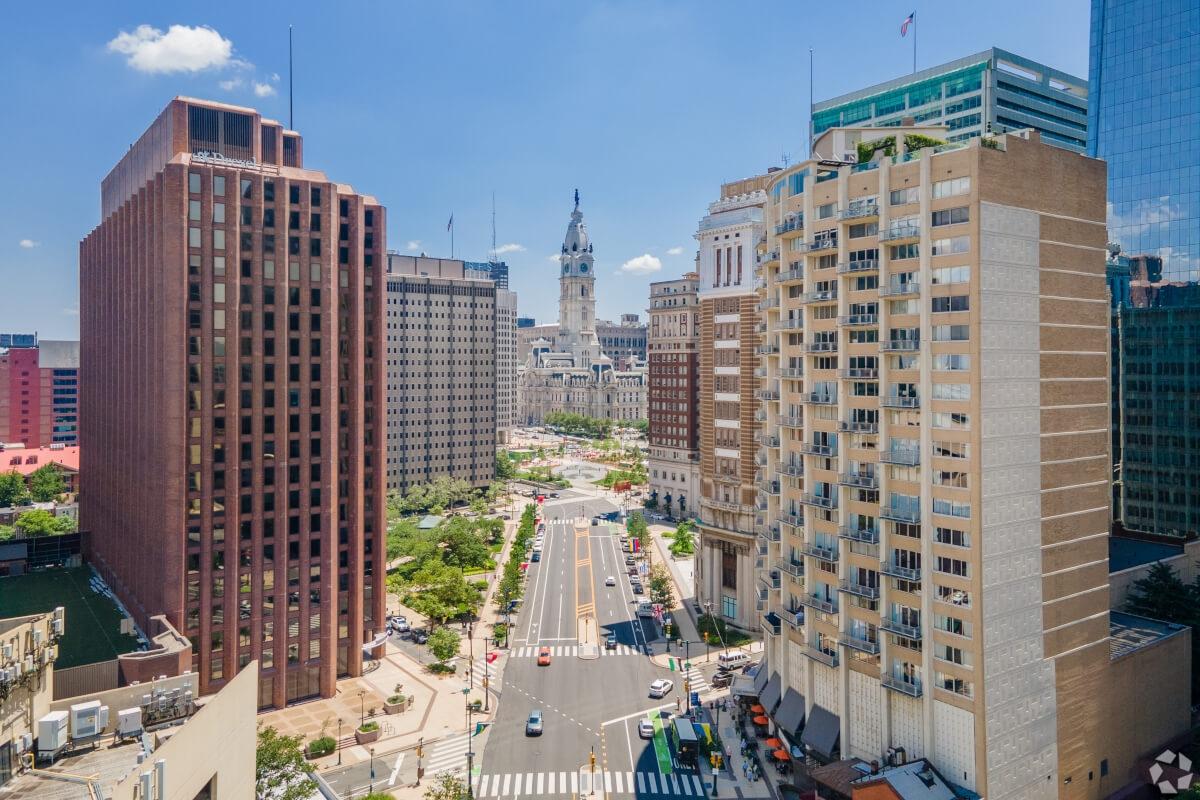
[683,664,709,694]
[467,658,497,691]
[474,769,708,798]
[422,731,472,776]
[511,643,642,658]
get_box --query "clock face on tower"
[580,264,588,272]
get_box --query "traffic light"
[703,631,710,643]
[683,680,690,693]
[590,751,596,771]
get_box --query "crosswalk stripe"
[628,772,635,793]
[637,771,646,793]
[477,774,488,796]
[525,772,534,794]
[501,774,510,796]
[649,772,659,792]
[560,772,567,793]
[536,772,544,794]
[604,771,612,792]
[571,771,578,793]
[547,771,555,794]
[694,775,705,794]
[671,773,680,794]
[681,773,693,795]
[482,770,727,796]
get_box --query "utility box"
[69,700,109,740]
[117,708,143,738]
[37,711,69,761]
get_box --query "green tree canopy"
[255,725,316,800]
[15,509,76,537]
[0,471,29,508]
[1124,562,1193,622]
[27,463,66,502]
[423,771,467,800]
[495,453,516,480]
[647,563,674,608]
[427,627,461,664]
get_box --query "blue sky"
[0,0,1090,338]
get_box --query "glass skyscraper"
[1089,0,1200,281]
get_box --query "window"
[213,202,225,224]
[931,295,969,313]
[931,265,970,285]
[931,325,969,341]
[189,227,201,248]
[932,440,968,459]
[189,173,201,194]
[213,175,225,196]
[889,243,919,260]
[817,202,835,219]
[189,200,201,221]
[935,527,970,547]
[241,178,252,199]
[932,412,969,430]
[930,236,969,255]
[932,383,970,400]
[213,229,226,250]
[934,470,969,488]
[931,207,969,227]
[889,187,918,206]
[848,222,877,238]
[933,498,971,518]
[935,672,973,697]
[932,176,970,198]
[933,354,969,371]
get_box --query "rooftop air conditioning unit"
[32,629,43,644]
[117,708,142,738]
[69,700,109,739]
[23,655,33,673]
[2,642,12,659]
[52,618,64,636]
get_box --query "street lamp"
[368,746,376,793]
[358,689,367,727]
[463,687,476,799]
[416,736,424,786]
[336,717,343,766]
[482,636,492,711]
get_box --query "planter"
[383,696,412,714]
[355,727,381,745]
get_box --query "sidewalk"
[690,700,777,800]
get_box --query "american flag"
[900,12,915,36]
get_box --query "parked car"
[537,646,552,666]
[412,629,429,645]
[632,583,644,595]
[648,679,674,698]
[393,619,411,635]
[628,566,639,576]
[526,709,544,736]
[710,672,733,689]
[638,719,656,739]
[531,551,541,562]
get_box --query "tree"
[469,497,489,516]
[670,522,695,556]
[647,563,674,609]
[27,464,66,502]
[14,509,76,537]
[1124,562,1193,623]
[0,525,14,542]
[407,561,481,625]
[256,725,316,800]
[0,471,29,508]
[495,453,516,480]
[442,519,491,570]
[427,627,461,664]
[423,771,467,800]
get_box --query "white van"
[636,601,654,618]
[716,651,750,671]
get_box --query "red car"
[537,646,551,666]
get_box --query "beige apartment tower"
[694,175,771,631]
[385,255,497,492]
[751,125,1189,799]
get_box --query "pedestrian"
[742,761,748,779]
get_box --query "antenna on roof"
[490,191,498,263]
[781,152,790,167]
[288,25,294,129]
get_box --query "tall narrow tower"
[556,190,603,366]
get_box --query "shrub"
[307,736,336,757]
[358,721,380,733]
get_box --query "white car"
[605,576,616,586]
[648,679,674,698]
[638,719,656,739]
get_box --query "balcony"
[777,317,804,330]
[800,493,838,510]
[880,505,921,525]
[879,448,920,467]
[839,634,880,655]
[879,282,920,298]
[780,511,805,530]
[801,289,838,304]
[757,249,780,265]
[802,391,837,405]
[776,558,805,578]
[799,441,836,457]
[805,341,839,354]
[756,322,769,333]
[805,238,839,254]
[759,570,782,591]
[779,415,804,429]
[880,560,922,581]
[756,344,780,356]
[837,313,878,327]
[761,612,782,637]
[778,268,804,284]
[839,203,879,221]
[838,419,878,434]
[700,496,749,514]
[881,617,923,639]
[880,340,920,352]
[754,367,768,378]
[797,594,838,615]
[836,259,879,274]
[839,471,878,489]
[780,366,804,379]
[779,462,804,477]
[882,674,923,697]
[882,395,920,409]
[838,525,880,544]
[761,434,781,448]
[838,367,878,380]
[758,525,781,543]
[838,580,880,600]
[759,479,781,496]
[801,644,840,668]
[758,296,780,312]
[775,216,803,236]
[801,542,839,562]
[757,390,781,404]
[783,608,805,630]
[880,225,920,243]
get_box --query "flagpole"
[912,13,917,74]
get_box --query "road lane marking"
[536,772,543,794]
[387,752,404,786]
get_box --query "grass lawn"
[0,567,140,668]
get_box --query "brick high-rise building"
[0,337,80,447]
[647,272,700,520]
[80,97,386,708]
[751,123,1189,798]
[694,174,771,631]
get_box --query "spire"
[574,188,580,210]
[562,191,589,255]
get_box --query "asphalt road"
[476,515,716,798]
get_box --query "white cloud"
[546,254,562,263]
[619,254,662,275]
[19,239,38,249]
[253,81,276,97]
[107,24,235,74]
[666,246,684,256]
[62,305,79,317]
[406,240,423,252]
[218,77,243,91]
[494,243,526,255]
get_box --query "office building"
[751,123,1188,799]
[464,259,510,290]
[1089,0,1200,282]
[80,97,387,708]
[495,288,518,444]
[598,315,648,370]
[385,254,497,491]
[813,48,1087,153]
[0,337,80,447]
[516,195,647,424]
[1116,303,1200,537]
[693,174,770,631]
[647,272,700,520]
